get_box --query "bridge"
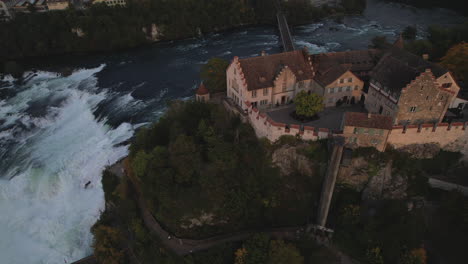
[275,0,295,52]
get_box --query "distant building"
[196,83,210,102]
[342,112,393,151]
[47,0,69,10]
[92,0,125,7]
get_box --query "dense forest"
[0,0,366,70]
[384,0,468,16]
[127,100,327,238]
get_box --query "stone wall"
[388,122,468,152]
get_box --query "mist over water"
[0,0,465,263]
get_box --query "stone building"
[342,112,393,152]
[226,49,315,111]
[47,0,69,10]
[365,44,460,125]
[311,49,380,107]
[195,83,210,102]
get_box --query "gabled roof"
[237,50,314,91]
[344,112,393,130]
[370,47,449,96]
[312,49,381,86]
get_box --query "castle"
[197,38,468,152]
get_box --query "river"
[0,0,465,263]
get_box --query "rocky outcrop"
[337,157,370,191]
[338,158,408,200]
[395,143,441,159]
[271,144,316,176]
[362,160,407,200]
[180,210,229,230]
[142,24,162,42]
[71,27,85,37]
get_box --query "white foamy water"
[0,66,135,264]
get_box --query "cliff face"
[272,144,318,177]
[337,157,408,200]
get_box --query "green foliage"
[234,234,304,264]
[268,239,304,264]
[383,0,468,16]
[439,190,468,232]
[0,0,349,61]
[297,140,328,163]
[200,57,229,93]
[341,0,367,14]
[405,22,468,61]
[129,101,321,237]
[402,26,417,41]
[92,225,125,264]
[332,188,426,263]
[441,42,468,83]
[400,248,427,264]
[294,91,324,118]
[365,247,384,264]
[370,36,388,49]
[102,169,120,202]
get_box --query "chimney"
[422,54,429,60]
[261,50,267,56]
[303,46,309,55]
[368,113,372,119]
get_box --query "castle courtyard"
[266,104,367,131]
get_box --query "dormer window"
[442,83,452,88]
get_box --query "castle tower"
[195,83,210,102]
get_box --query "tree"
[235,234,270,264]
[402,26,417,41]
[294,91,324,117]
[268,239,304,264]
[400,248,427,264]
[440,42,468,83]
[366,247,384,264]
[370,36,388,49]
[200,57,229,93]
[92,225,125,264]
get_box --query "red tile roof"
[344,112,393,130]
[238,50,314,91]
[196,83,209,95]
[312,49,380,86]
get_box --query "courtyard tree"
[294,91,324,118]
[200,57,230,93]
